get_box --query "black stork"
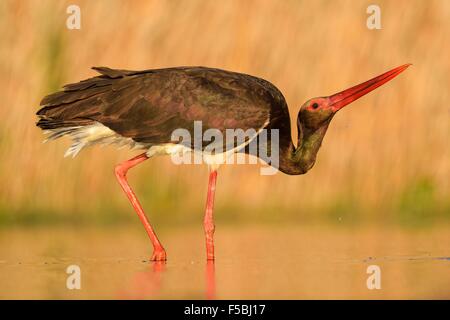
[36,64,410,261]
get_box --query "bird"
[36,64,410,261]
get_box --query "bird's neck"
[279,123,329,175]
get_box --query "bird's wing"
[38,67,283,151]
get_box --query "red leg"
[205,260,216,299]
[204,169,218,260]
[114,153,167,261]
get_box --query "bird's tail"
[35,67,121,133]
[36,66,148,133]
[36,67,149,157]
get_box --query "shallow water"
[1,224,450,299]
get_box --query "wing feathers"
[36,67,280,153]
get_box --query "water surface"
[1,225,449,299]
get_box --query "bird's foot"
[151,248,167,261]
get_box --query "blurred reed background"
[0,0,448,228]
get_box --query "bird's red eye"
[312,103,319,109]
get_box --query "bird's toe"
[151,249,167,261]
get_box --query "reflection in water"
[206,260,216,299]
[3,225,450,299]
[119,260,216,299]
[119,261,166,299]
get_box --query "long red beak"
[329,64,411,112]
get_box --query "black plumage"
[37,66,291,150]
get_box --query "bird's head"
[298,64,411,133]
[288,64,411,175]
